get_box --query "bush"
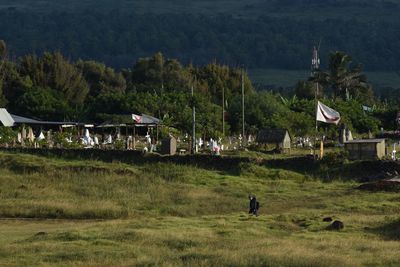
[321,150,349,166]
[0,127,17,145]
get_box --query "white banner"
[132,114,142,123]
[316,101,340,125]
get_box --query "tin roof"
[0,108,80,127]
[0,108,15,126]
[97,113,162,128]
[344,139,385,144]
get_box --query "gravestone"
[161,136,177,155]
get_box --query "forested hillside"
[1,0,400,72]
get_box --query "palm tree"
[325,51,369,100]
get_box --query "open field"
[0,151,400,266]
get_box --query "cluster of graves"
[0,108,161,150]
[1,108,400,160]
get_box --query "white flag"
[132,114,142,123]
[316,101,340,125]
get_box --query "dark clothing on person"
[249,196,259,216]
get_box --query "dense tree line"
[0,44,398,139]
[1,9,400,71]
[0,48,253,137]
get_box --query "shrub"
[0,127,17,145]
[321,150,349,166]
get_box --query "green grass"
[0,151,400,266]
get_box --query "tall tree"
[18,52,89,105]
[194,63,254,104]
[324,51,370,101]
[14,87,70,121]
[0,40,7,106]
[125,52,192,93]
[76,60,126,97]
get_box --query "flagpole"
[222,86,225,137]
[312,45,320,160]
[192,79,196,154]
[241,67,245,148]
[314,82,318,159]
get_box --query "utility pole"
[159,55,164,121]
[311,45,321,159]
[222,87,225,137]
[191,79,196,154]
[241,67,245,147]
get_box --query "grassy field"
[0,151,400,266]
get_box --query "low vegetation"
[0,151,399,266]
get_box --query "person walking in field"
[248,195,259,216]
